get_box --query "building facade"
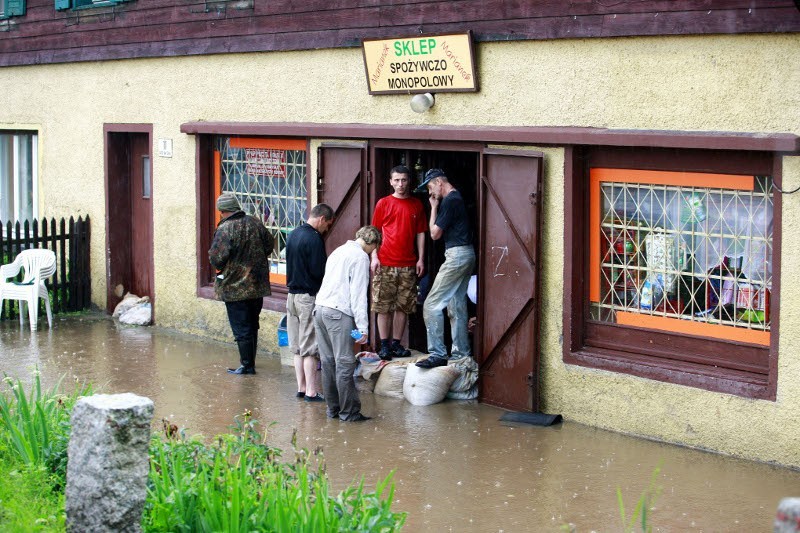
[1,1,799,467]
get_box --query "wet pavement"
[1,313,798,531]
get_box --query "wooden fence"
[0,216,91,322]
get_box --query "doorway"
[105,127,154,320]
[321,140,543,412]
[371,146,480,355]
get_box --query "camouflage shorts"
[371,266,418,315]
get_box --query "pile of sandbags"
[363,353,480,406]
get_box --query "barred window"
[213,137,308,286]
[591,169,772,347]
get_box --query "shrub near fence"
[0,216,91,322]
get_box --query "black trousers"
[225,298,263,368]
[225,298,263,342]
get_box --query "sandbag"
[119,302,152,326]
[448,356,478,393]
[355,376,377,393]
[373,363,407,399]
[403,364,460,406]
[447,385,478,400]
[112,293,142,317]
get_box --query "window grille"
[591,170,772,344]
[214,137,307,284]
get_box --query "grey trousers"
[313,305,362,420]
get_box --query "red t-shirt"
[372,195,427,267]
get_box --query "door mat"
[499,412,563,426]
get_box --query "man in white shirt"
[313,225,382,422]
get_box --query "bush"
[144,412,406,532]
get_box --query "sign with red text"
[245,148,287,178]
[361,32,478,95]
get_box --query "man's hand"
[355,334,368,345]
[416,257,425,277]
[468,317,477,333]
[370,255,380,275]
[428,194,440,209]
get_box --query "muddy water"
[1,314,798,531]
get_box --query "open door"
[317,143,368,253]
[106,128,154,320]
[478,149,543,411]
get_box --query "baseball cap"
[414,168,446,193]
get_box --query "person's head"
[355,225,382,255]
[422,169,450,200]
[389,165,412,198]
[216,193,241,214]
[308,203,334,234]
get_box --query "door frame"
[103,123,154,317]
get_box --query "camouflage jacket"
[208,211,274,302]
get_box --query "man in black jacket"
[285,203,334,401]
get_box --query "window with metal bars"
[214,136,308,286]
[590,169,772,346]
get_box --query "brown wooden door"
[317,143,367,253]
[129,135,154,303]
[478,149,544,411]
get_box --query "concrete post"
[775,497,800,533]
[65,393,154,533]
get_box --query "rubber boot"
[234,339,256,373]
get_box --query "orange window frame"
[213,137,308,286]
[588,168,769,346]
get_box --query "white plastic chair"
[0,249,56,330]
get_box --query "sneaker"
[377,344,393,361]
[391,341,411,358]
[344,413,372,422]
[415,356,447,369]
[296,392,305,399]
[304,393,324,402]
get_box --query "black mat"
[499,411,563,426]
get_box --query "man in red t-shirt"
[370,165,427,360]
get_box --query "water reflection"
[0,314,797,531]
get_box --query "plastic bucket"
[277,314,289,347]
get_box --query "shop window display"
[590,169,772,346]
[214,136,308,286]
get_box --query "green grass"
[0,373,406,532]
[0,457,66,532]
[616,465,662,533]
[0,371,86,532]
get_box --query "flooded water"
[1,314,798,531]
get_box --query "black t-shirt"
[285,223,327,295]
[435,190,472,249]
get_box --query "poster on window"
[244,148,286,179]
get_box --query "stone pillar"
[65,393,154,533]
[775,498,800,533]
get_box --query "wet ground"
[1,313,798,531]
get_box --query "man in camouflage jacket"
[209,193,274,374]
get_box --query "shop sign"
[362,32,478,95]
[244,148,286,178]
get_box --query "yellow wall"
[1,33,798,466]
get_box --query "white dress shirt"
[315,240,370,333]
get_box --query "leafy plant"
[0,370,92,488]
[617,465,662,533]
[144,412,406,532]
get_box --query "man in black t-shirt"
[285,203,334,401]
[413,169,476,368]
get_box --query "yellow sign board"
[361,32,478,95]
